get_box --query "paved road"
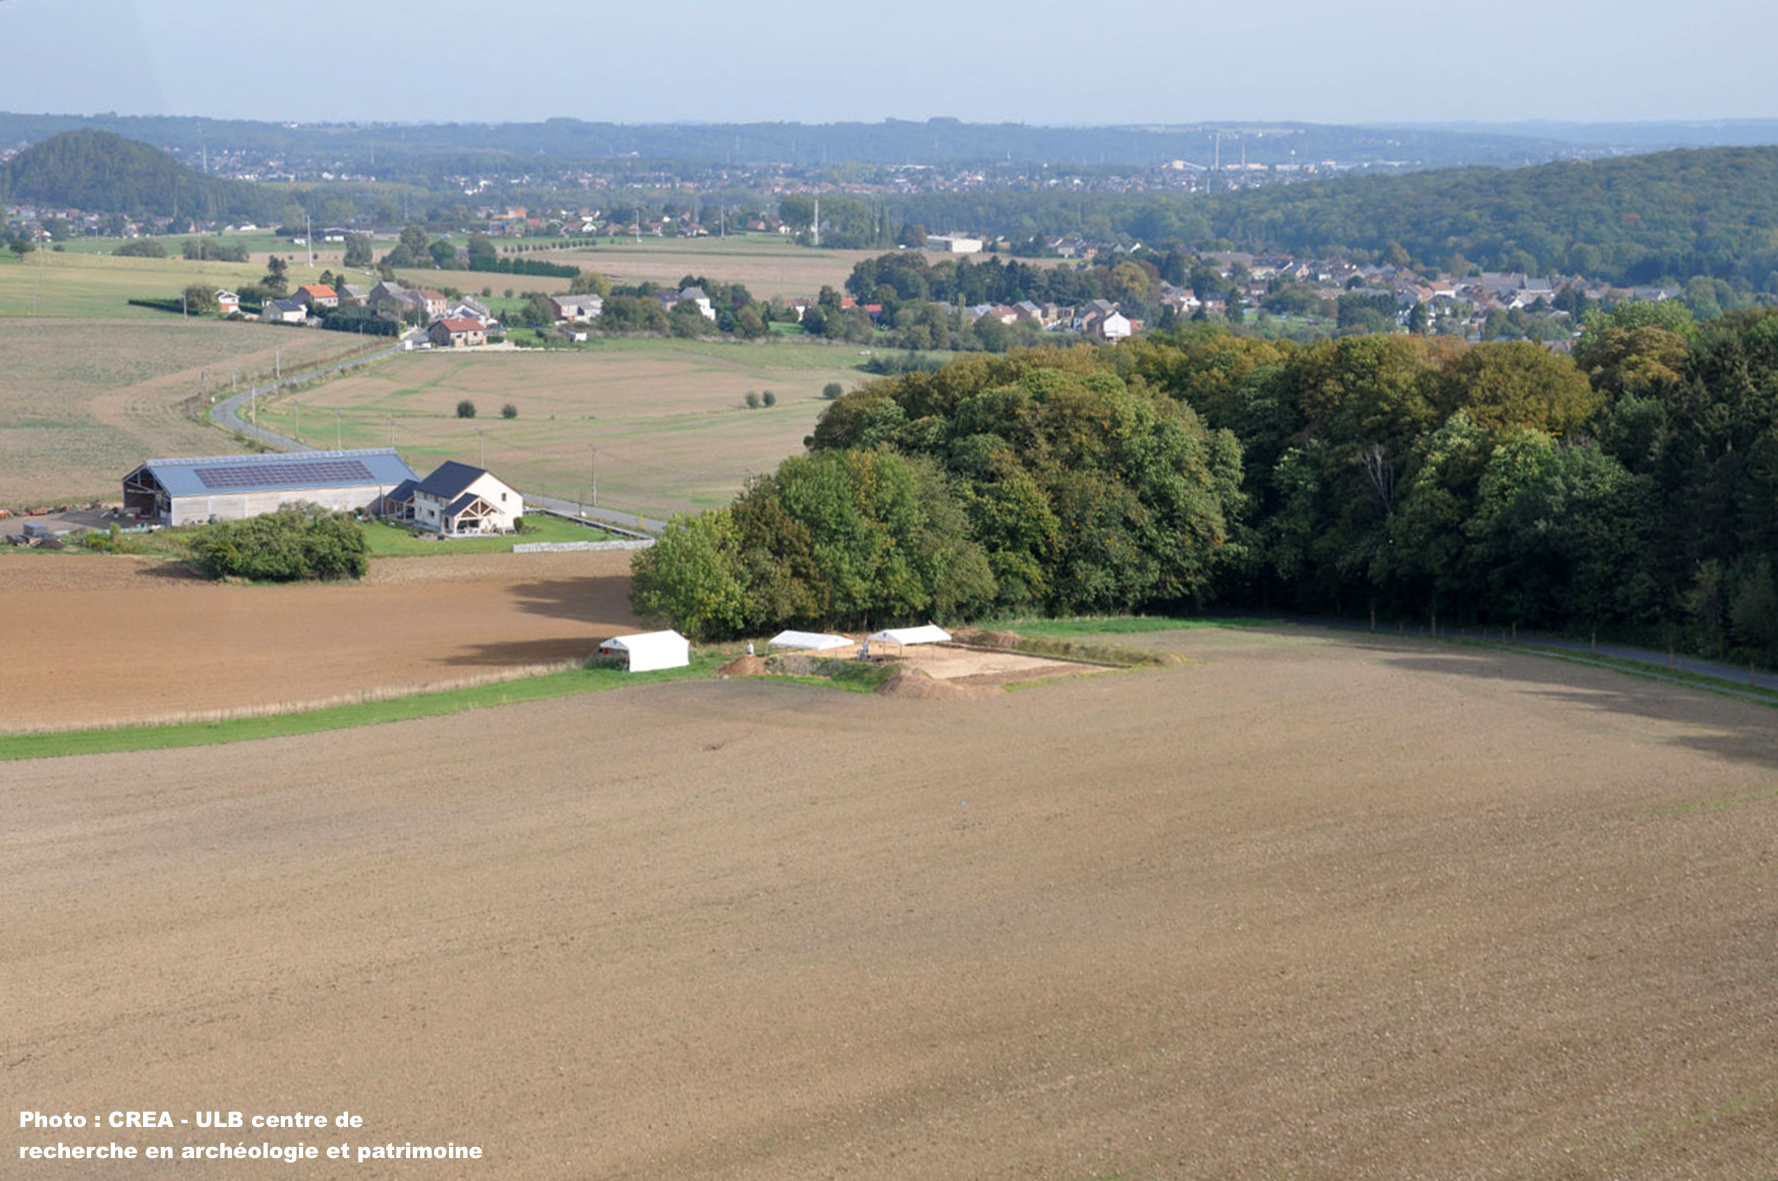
[1217,610,1776,702]
[210,336,410,451]
[523,494,661,538]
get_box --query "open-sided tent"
[866,624,952,655]
[768,630,853,651]
[599,630,690,673]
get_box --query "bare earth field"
[545,236,882,301]
[6,624,1777,1178]
[0,551,637,729]
[252,342,867,517]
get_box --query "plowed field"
[8,624,1778,1178]
[0,551,637,730]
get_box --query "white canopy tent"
[768,630,853,651]
[599,630,690,672]
[866,624,952,653]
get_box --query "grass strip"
[0,655,726,763]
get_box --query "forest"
[889,146,1778,291]
[633,302,1778,668]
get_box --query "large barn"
[122,449,421,525]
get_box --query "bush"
[115,238,166,258]
[761,390,776,407]
[187,504,370,581]
[501,402,518,419]
[744,391,760,409]
[456,399,477,419]
[823,382,844,399]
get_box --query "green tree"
[343,233,373,267]
[262,255,289,298]
[456,399,477,419]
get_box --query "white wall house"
[411,460,522,535]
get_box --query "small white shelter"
[866,624,952,653]
[768,630,852,651]
[599,630,690,673]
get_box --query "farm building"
[866,625,952,653]
[402,461,522,535]
[122,449,421,526]
[600,630,690,672]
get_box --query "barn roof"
[129,449,419,498]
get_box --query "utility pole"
[589,444,598,508]
[275,346,281,380]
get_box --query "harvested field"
[0,317,377,504]
[7,625,1778,1178]
[251,341,866,518]
[546,236,881,300]
[0,551,637,730]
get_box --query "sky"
[2,0,1775,127]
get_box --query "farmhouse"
[261,298,307,324]
[122,448,420,526]
[214,289,241,316]
[407,461,521,535]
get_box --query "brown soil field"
[0,551,637,730]
[543,237,883,300]
[252,342,865,518]
[7,625,1778,1178]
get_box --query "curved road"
[208,336,661,536]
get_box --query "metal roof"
[415,460,488,501]
[130,449,419,498]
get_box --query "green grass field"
[250,337,870,518]
[0,653,728,762]
[362,514,618,556]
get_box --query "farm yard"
[7,621,1777,1178]
[251,339,868,518]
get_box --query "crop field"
[542,234,884,299]
[251,339,871,518]
[0,248,353,319]
[0,316,382,504]
[6,621,1777,1177]
[0,550,638,731]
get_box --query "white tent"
[768,630,853,651]
[599,630,690,673]
[867,624,952,648]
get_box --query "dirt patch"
[874,666,999,699]
[0,550,638,730]
[718,654,768,677]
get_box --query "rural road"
[210,335,408,450]
[208,336,662,536]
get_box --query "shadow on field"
[1376,647,1778,770]
[504,576,636,627]
[443,637,605,668]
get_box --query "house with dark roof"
[122,448,420,526]
[410,461,521,535]
[261,298,307,324]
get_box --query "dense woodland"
[0,129,277,221]
[634,303,1778,666]
[894,147,1778,291]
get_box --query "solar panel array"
[193,459,376,489]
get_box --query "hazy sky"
[2,0,1774,126]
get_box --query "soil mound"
[719,655,769,677]
[875,667,998,700]
[953,626,1023,650]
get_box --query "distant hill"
[0,129,275,219]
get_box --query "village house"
[550,293,604,323]
[260,298,307,325]
[400,460,522,536]
[428,317,487,349]
[214,290,241,317]
[294,283,339,310]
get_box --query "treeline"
[888,146,1778,292]
[634,304,1778,667]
